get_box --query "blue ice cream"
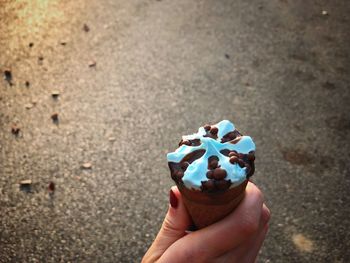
[167,120,256,192]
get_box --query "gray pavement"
[1,0,349,262]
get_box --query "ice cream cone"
[167,120,256,229]
[177,180,248,229]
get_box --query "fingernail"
[169,189,178,208]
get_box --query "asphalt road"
[1,0,349,262]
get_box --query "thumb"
[142,186,191,263]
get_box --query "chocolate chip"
[248,152,255,161]
[206,170,214,179]
[208,155,219,169]
[209,159,218,169]
[229,156,238,164]
[201,179,215,191]
[213,168,227,180]
[210,127,218,135]
[215,180,231,191]
[175,170,184,179]
[229,151,238,157]
[238,159,245,168]
[204,124,211,131]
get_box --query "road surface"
[1,0,349,262]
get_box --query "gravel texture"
[0,0,349,262]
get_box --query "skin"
[142,182,270,263]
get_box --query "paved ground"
[1,0,349,262]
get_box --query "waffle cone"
[178,180,248,229]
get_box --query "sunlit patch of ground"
[292,233,314,253]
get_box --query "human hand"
[142,182,270,263]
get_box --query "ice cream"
[167,120,256,228]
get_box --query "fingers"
[216,203,270,263]
[220,223,269,263]
[144,182,270,263]
[242,224,269,263]
[243,204,270,262]
[142,186,192,263]
[179,182,265,257]
[161,186,192,241]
